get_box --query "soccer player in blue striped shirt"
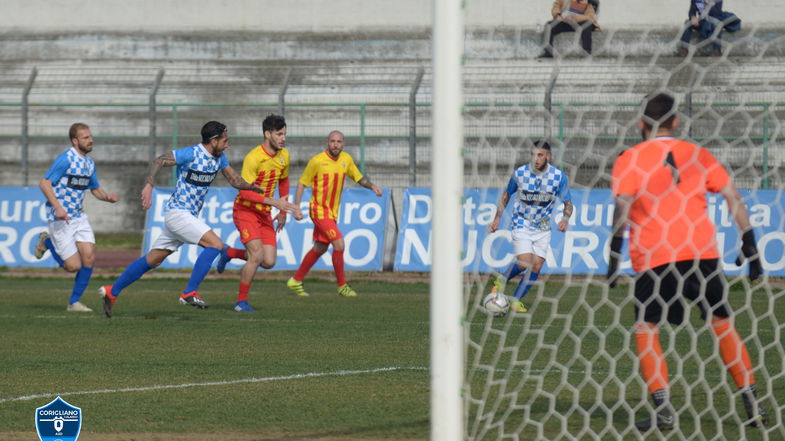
[487,140,574,312]
[97,121,287,317]
[35,122,119,312]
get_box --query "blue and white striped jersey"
[43,147,99,221]
[166,144,229,216]
[505,163,571,232]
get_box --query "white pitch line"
[0,366,427,405]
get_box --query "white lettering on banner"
[477,203,496,226]
[580,204,605,227]
[344,229,377,266]
[0,226,18,263]
[463,198,477,225]
[462,198,498,226]
[482,230,512,267]
[343,202,360,222]
[462,230,477,265]
[197,198,234,224]
[359,203,382,224]
[749,204,771,227]
[759,232,785,271]
[407,195,431,224]
[0,200,46,223]
[562,231,600,269]
[401,229,431,265]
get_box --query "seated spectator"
[539,0,598,59]
[677,0,725,56]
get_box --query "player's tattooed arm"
[140,152,175,210]
[562,200,574,219]
[144,152,176,188]
[358,176,383,196]
[556,200,574,232]
[487,192,510,233]
[221,166,260,192]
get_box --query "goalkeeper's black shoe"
[635,412,675,432]
[742,388,770,428]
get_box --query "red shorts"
[312,218,343,244]
[233,204,276,246]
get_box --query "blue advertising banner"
[394,187,785,276]
[143,187,389,271]
[0,186,52,268]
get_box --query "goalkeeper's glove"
[735,230,762,281]
[607,236,624,288]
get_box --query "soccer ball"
[482,292,510,317]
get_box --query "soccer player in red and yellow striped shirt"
[216,114,299,312]
[286,130,382,297]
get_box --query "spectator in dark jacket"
[539,0,598,58]
[677,0,724,56]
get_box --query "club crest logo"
[35,396,82,441]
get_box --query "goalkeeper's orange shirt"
[300,150,363,220]
[611,137,730,272]
[234,145,290,213]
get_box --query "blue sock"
[184,247,221,294]
[113,256,154,296]
[45,238,65,268]
[69,266,93,304]
[513,271,539,300]
[502,261,524,281]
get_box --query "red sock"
[294,248,321,281]
[228,247,247,260]
[712,318,755,388]
[333,249,346,286]
[635,322,669,395]
[237,282,251,303]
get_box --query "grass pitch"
[0,276,430,439]
[1,274,782,440]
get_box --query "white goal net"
[457,16,785,441]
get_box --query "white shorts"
[151,209,211,251]
[48,215,95,260]
[511,229,551,258]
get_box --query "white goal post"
[430,1,465,441]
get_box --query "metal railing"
[3,66,783,189]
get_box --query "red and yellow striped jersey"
[234,145,290,213]
[300,151,363,220]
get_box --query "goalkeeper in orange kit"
[607,92,768,431]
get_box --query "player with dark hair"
[608,92,769,431]
[214,114,299,312]
[98,121,285,317]
[35,122,119,312]
[286,130,382,297]
[487,140,574,312]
